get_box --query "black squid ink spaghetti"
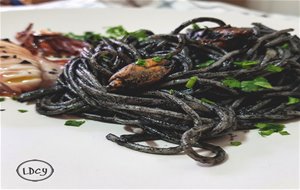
[18,17,300,165]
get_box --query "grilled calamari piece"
[16,23,90,57]
[0,40,62,95]
[108,58,172,91]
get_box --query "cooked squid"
[0,40,62,95]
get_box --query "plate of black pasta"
[1,8,299,188]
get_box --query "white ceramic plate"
[1,8,299,189]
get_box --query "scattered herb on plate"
[255,123,289,137]
[230,141,242,146]
[65,120,86,127]
[18,109,28,113]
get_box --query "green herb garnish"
[106,25,128,38]
[0,97,5,102]
[241,77,272,92]
[65,120,85,127]
[200,98,215,104]
[255,123,285,137]
[65,32,102,43]
[185,76,198,89]
[230,141,242,146]
[18,109,28,113]
[192,23,201,30]
[105,26,148,41]
[222,77,241,88]
[287,96,300,105]
[128,29,148,41]
[11,96,18,101]
[281,43,289,49]
[152,56,163,62]
[169,89,175,95]
[266,64,284,73]
[253,77,272,88]
[135,59,146,66]
[196,60,215,68]
[233,60,259,69]
[241,80,260,92]
[223,77,272,92]
[279,131,290,135]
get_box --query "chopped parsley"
[65,32,102,43]
[255,123,289,137]
[152,56,163,62]
[233,60,259,69]
[65,120,85,127]
[279,131,290,135]
[169,89,175,95]
[11,96,18,101]
[252,77,273,88]
[196,60,215,69]
[65,25,148,44]
[106,25,128,38]
[135,59,146,66]
[200,98,215,104]
[230,141,242,146]
[224,77,272,92]
[287,96,300,105]
[222,77,241,88]
[0,97,5,102]
[192,23,201,30]
[128,29,148,41]
[106,26,148,41]
[281,43,289,49]
[18,109,28,113]
[185,76,198,89]
[266,64,284,73]
[241,77,272,92]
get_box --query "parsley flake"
[192,23,201,30]
[279,131,290,135]
[18,109,28,113]
[196,60,215,69]
[222,77,241,88]
[230,141,242,146]
[266,64,284,73]
[287,96,300,105]
[281,43,289,49]
[135,59,146,66]
[0,97,5,102]
[241,77,272,92]
[185,76,198,89]
[255,123,286,137]
[65,120,86,127]
[152,56,163,62]
[200,98,215,104]
[233,60,259,69]
[106,25,128,38]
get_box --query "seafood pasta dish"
[1,17,299,165]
